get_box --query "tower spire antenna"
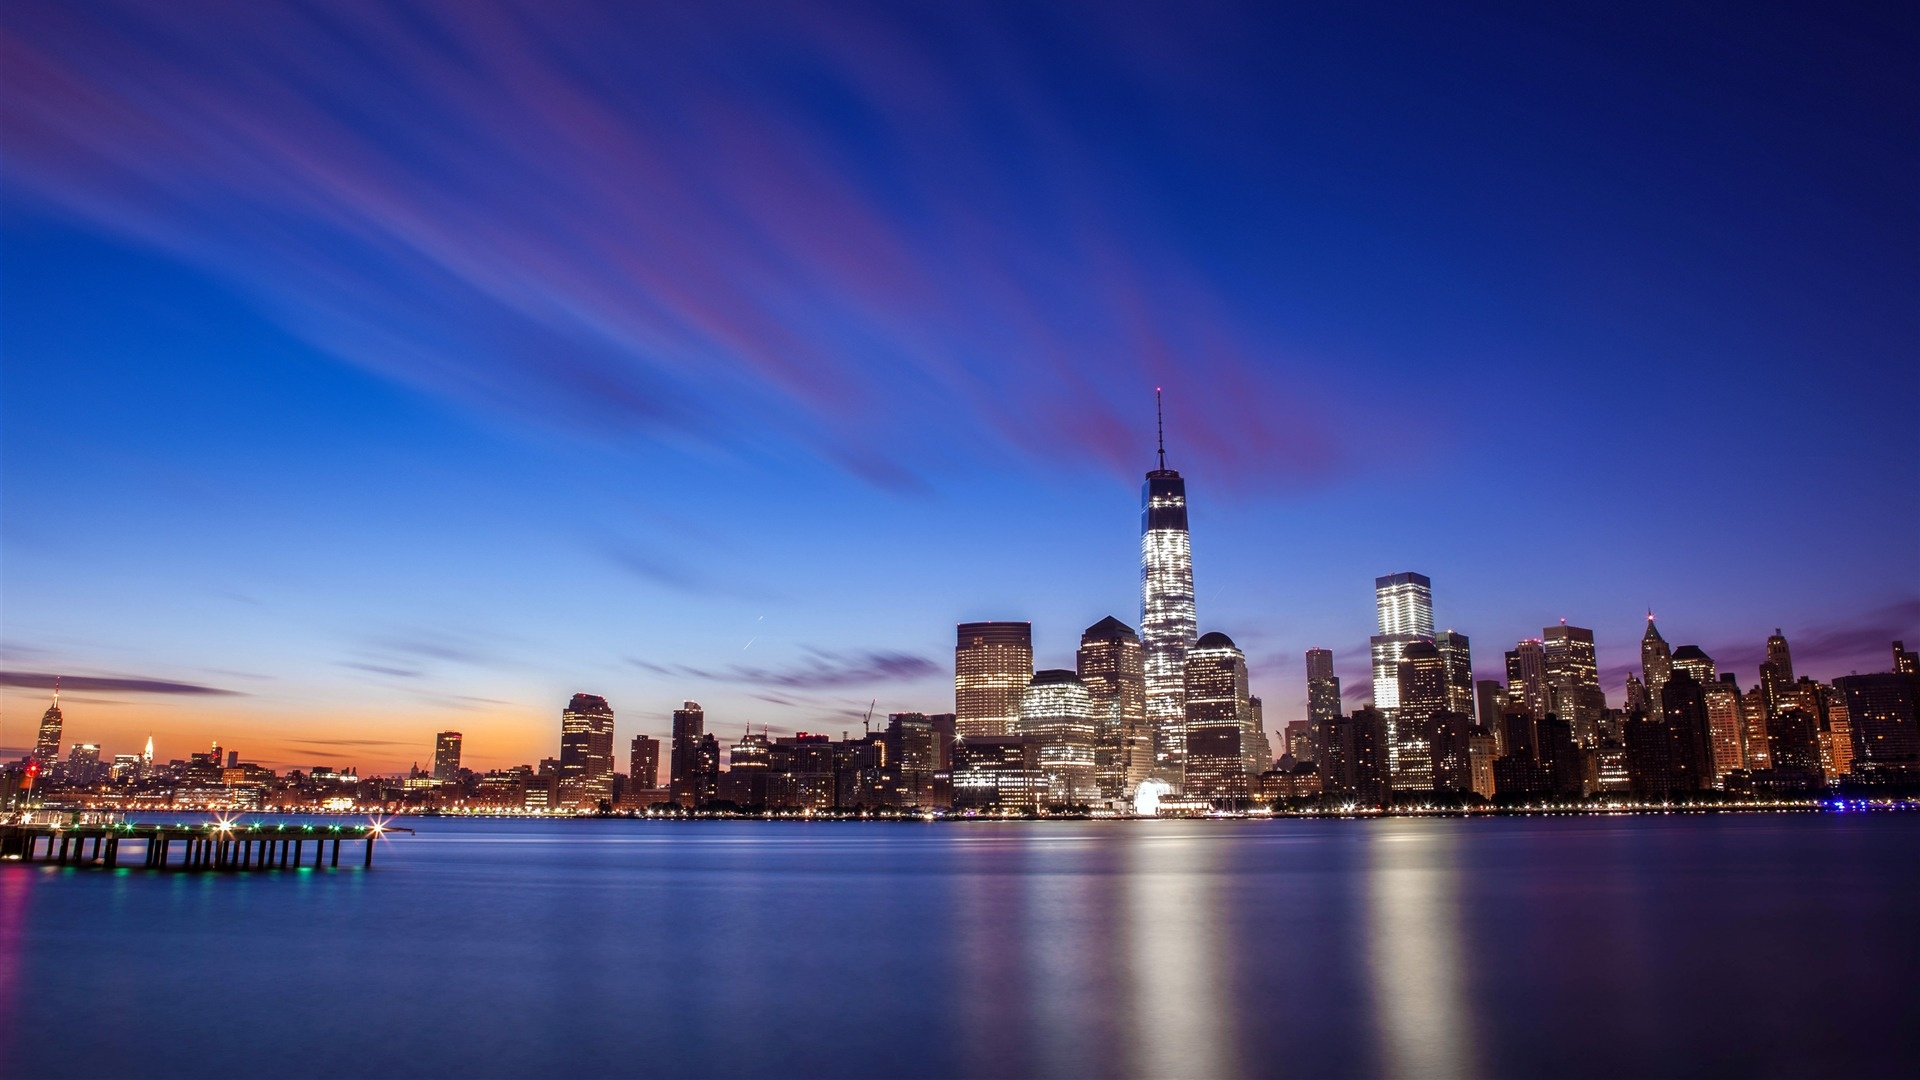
[1155,387,1165,471]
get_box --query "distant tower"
[629,734,661,790]
[34,680,63,766]
[1895,641,1919,676]
[1304,648,1341,763]
[1641,614,1673,717]
[432,731,463,782]
[1077,616,1150,799]
[955,622,1034,738]
[670,702,706,808]
[1141,389,1198,782]
[142,734,154,768]
[1764,629,1794,685]
[1182,632,1254,800]
[1760,629,1795,718]
[558,695,616,807]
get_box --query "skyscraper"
[1764,629,1795,685]
[670,701,706,808]
[432,731,463,782]
[1895,641,1919,677]
[1836,674,1920,778]
[1506,639,1548,720]
[1394,640,1448,791]
[1141,392,1197,779]
[1641,614,1673,716]
[955,622,1033,738]
[1077,616,1150,799]
[1542,624,1605,744]
[1182,632,1254,800]
[1016,670,1099,804]
[1369,572,1434,715]
[34,683,63,766]
[1322,707,1390,807]
[1304,648,1341,763]
[558,694,616,808]
[1433,631,1475,718]
[1701,675,1746,784]
[1760,628,1794,718]
[630,734,660,790]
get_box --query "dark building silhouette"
[1428,710,1476,794]
[1394,639,1447,791]
[1765,708,1823,787]
[885,713,939,807]
[1304,648,1341,763]
[1625,670,1715,800]
[1322,708,1390,807]
[1895,641,1919,677]
[669,701,706,807]
[1837,674,1920,780]
[630,734,660,790]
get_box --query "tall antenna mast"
[1155,387,1165,471]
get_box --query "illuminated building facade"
[1305,648,1341,763]
[1141,413,1197,780]
[1896,641,1919,677]
[1076,616,1149,799]
[1393,640,1447,791]
[955,622,1033,738]
[1016,670,1099,804]
[951,735,1046,811]
[1182,632,1254,800]
[1641,615,1673,716]
[1542,624,1605,744]
[1701,675,1747,783]
[1369,572,1434,716]
[1505,640,1548,720]
[432,731,463,782]
[1434,631,1475,718]
[558,694,616,807]
[34,687,63,766]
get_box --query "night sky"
[3,1,1915,771]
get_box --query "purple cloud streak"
[0,1,1351,489]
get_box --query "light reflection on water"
[1367,824,1478,1080]
[2,816,1916,1079]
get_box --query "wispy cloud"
[0,671,242,696]
[632,648,941,691]
[0,2,1355,490]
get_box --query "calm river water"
[3,814,1916,1078]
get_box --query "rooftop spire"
[1155,387,1165,470]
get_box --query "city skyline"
[2,3,1916,774]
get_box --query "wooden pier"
[0,822,398,871]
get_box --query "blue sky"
[2,1,1915,769]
